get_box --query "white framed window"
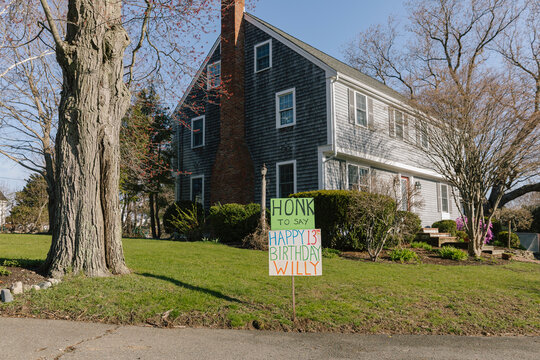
[394,109,404,140]
[276,88,296,128]
[276,160,297,198]
[347,164,370,191]
[440,184,449,214]
[254,39,272,72]
[207,61,221,89]
[355,92,368,127]
[400,176,410,211]
[191,116,205,148]
[190,175,204,205]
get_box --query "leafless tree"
[0,18,59,230]
[0,0,221,277]
[344,0,539,256]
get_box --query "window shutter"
[436,183,441,212]
[367,98,374,130]
[388,107,395,137]
[415,119,421,146]
[348,89,355,125]
[403,114,409,142]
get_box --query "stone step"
[430,233,453,238]
[437,241,468,250]
[417,233,453,241]
[422,228,439,234]
[428,236,458,247]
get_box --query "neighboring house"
[174,0,461,226]
[0,191,7,228]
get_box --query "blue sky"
[247,0,406,62]
[0,0,407,192]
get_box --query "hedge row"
[163,190,421,250]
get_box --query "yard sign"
[269,229,322,276]
[270,198,315,230]
[269,198,322,320]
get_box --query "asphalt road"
[0,317,538,359]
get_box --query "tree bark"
[149,192,157,239]
[42,0,130,277]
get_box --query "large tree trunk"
[43,0,130,277]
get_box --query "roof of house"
[246,13,406,102]
[0,191,7,202]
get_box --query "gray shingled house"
[173,0,461,226]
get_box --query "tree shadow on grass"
[137,272,245,304]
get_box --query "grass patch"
[0,233,539,335]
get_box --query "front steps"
[417,228,462,248]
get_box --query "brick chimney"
[211,0,254,205]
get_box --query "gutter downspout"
[325,74,338,160]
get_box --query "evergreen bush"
[208,203,261,244]
[432,220,457,236]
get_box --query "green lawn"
[0,233,539,335]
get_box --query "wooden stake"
[261,164,267,232]
[292,274,296,322]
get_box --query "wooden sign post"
[269,198,321,322]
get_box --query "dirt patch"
[0,267,47,289]
[341,248,508,265]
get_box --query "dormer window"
[207,61,221,89]
[254,39,272,72]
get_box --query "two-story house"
[174,0,461,226]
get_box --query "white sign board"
[269,229,322,276]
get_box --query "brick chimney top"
[211,0,254,205]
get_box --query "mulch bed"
[341,248,508,265]
[0,267,47,289]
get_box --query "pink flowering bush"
[456,216,493,244]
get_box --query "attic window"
[207,61,221,89]
[254,40,272,72]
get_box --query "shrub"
[322,248,342,259]
[289,190,357,250]
[432,220,457,236]
[0,266,11,276]
[348,191,396,261]
[438,246,468,261]
[496,231,521,248]
[490,218,502,235]
[163,200,204,234]
[162,201,205,241]
[242,220,268,251]
[457,216,494,244]
[208,203,260,244]
[389,248,419,263]
[396,211,422,244]
[411,241,432,251]
[455,230,468,242]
